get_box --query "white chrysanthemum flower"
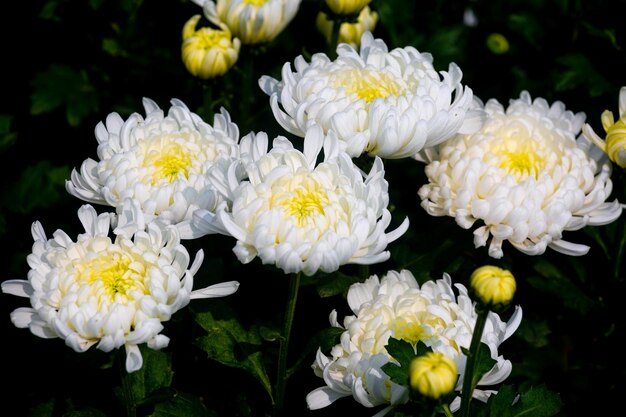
[66,98,240,236]
[191,0,302,45]
[259,31,484,159]
[306,270,522,415]
[418,91,623,259]
[187,124,409,276]
[582,86,626,169]
[1,204,239,373]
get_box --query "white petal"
[190,281,240,299]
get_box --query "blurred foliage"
[1,0,626,416]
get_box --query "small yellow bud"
[181,15,241,80]
[470,265,516,306]
[409,352,458,399]
[316,6,378,48]
[325,0,371,16]
[486,33,510,54]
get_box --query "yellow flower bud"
[181,15,241,79]
[470,265,516,306]
[409,352,458,399]
[486,33,509,54]
[316,6,378,48]
[582,87,626,169]
[325,0,371,16]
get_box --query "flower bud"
[582,86,626,169]
[486,33,510,54]
[182,15,240,79]
[409,352,458,399]
[316,6,378,49]
[470,265,516,306]
[324,0,371,16]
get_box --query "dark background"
[2,1,626,416]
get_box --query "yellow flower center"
[390,314,444,347]
[244,0,268,5]
[142,140,193,184]
[390,317,426,345]
[75,251,147,302]
[489,137,546,180]
[330,68,407,103]
[280,187,329,226]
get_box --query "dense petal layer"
[307,270,521,411]
[418,91,623,258]
[66,98,241,232]
[192,124,409,275]
[259,31,483,158]
[1,204,238,373]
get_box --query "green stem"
[202,79,215,121]
[274,272,301,417]
[459,308,488,417]
[441,403,455,417]
[118,350,137,417]
[329,18,341,58]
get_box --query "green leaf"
[485,384,561,417]
[116,348,174,408]
[315,271,362,298]
[151,391,215,417]
[464,342,497,390]
[516,318,551,348]
[1,161,70,214]
[512,384,562,416]
[381,339,432,387]
[288,326,344,377]
[508,13,544,48]
[529,259,595,314]
[194,301,273,401]
[554,53,613,96]
[29,399,56,417]
[30,64,98,126]
[0,114,17,152]
[64,409,108,417]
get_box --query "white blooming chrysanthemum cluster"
[259,31,484,159]
[1,205,239,372]
[66,97,241,234]
[306,270,522,414]
[184,124,410,276]
[418,91,623,258]
[3,97,245,373]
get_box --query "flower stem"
[274,272,301,416]
[441,403,455,417]
[118,350,137,417]
[329,19,341,58]
[459,307,488,417]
